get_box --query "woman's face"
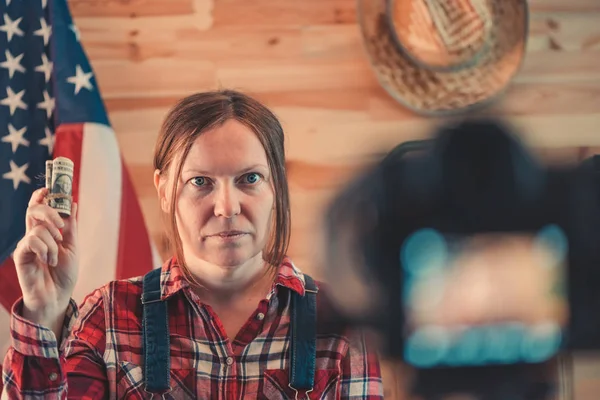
[157,119,275,271]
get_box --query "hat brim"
[357,0,529,116]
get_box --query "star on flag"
[66,64,94,95]
[0,49,25,78]
[0,86,26,116]
[0,13,23,42]
[1,123,28,153]
[33,17,51,46]
[2,160,30,190]
[34,53,53,82]
[36,90,54,118]
[38,127,54,154]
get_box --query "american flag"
[0,0,161,367]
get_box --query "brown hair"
[153,90,290,285]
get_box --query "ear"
[154,169,169,213]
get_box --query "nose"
[214,183,241,218]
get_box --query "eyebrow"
[182,164,269,176]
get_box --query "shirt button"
[226,356,234,366]
[256,312,265,321]
[48,372,58,382]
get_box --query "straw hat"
[357,0,529,115]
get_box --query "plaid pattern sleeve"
[2,289,108,399]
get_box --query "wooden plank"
[215,52,597,94]
[71,5,212,36]
[103,89,374,115]
[286,160,365,191]
[369,81,600,121]
[212,0,357,27]
[573,354,600,400]
[210,0,600,27]
[510,114,600,148]
[214,59,377,93]
[114,133,162,167]
[103,80,600,119]
[93,60,216,98]
[379,360,403,400]
[528,13,600,52]
[528,0,600,13]
[69,0,199,18]
[490,82,600,116]
[300,25,364,60]
[573,353,600,379]
[80,26,308,63]
[127,165,159,198]
[74,14,599,63]
[279,114,600,163]
[251,88,371,112]
[88,50,599,99]
[105,96,183,112]
[73,12,600,98]
[69,0,600,21]
[516,51,600,83]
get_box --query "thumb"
[62,202,78,249]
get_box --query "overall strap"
[289,274,319,399]
[141,267,171,396]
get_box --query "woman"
[2,90,384,399]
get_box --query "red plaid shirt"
[2,257,383,399]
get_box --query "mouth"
[210,231,248,239]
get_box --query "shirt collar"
[158,256,308,301]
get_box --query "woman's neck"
[186,254,276,306]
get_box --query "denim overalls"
[140,267,318,399]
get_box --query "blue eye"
[243,173,261,184]
[190,177,207,187]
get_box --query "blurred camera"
[323,118,600,399]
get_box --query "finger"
[28,187,49,207]
[62,202,78,249]
[26,216,63,243]
[26,203,65,233]
[30,226,60,267]
[20,235,49,265]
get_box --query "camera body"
[324,119,600,399]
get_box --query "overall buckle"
[288,383,313,400]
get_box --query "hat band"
[385,0,494,73]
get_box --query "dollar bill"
[45,160,53,190]
[50,157,74,216]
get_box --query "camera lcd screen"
[401,226,568,368]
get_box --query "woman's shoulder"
[286,261,350,335]
[311,279,355,336]
[95,262,172,298]
[100,273,145,293]
[78,272,146,313]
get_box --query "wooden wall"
[70,0,600,398]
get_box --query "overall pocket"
[261,369,340,400]
[116,361,197,400]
